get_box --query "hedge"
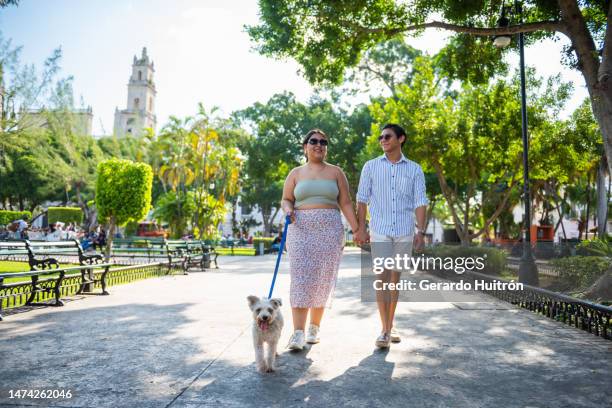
[253,237,275,250]
[420,245,507,275]
[47,207,83,225]
[550,256,610,288]
[0,210,31,226]
[95,159,153,226]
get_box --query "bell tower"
[113,47,157,137]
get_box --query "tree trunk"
[585,172,591,239]
[590,90,612,178]
[424,198,436,231]
[231,197,238,235]
[261,206,271,237]
[584,268,612,301]
[555,0,612,178]
[461,194,471,247]
[104,216,116,262]
[597,153,608,238]
[555,205,567,241]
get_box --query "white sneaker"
[306,324,320,344]
[287,330,306,350]
[375,333,391,348]
[390,327,401,343]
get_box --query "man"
[11,217,29,240]
[355,124,428,348]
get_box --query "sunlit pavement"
[0,248,610,408]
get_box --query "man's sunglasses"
[378,134,395,142]
[308,138,329,146]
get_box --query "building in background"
[20,107,94,136]
[113,47,157,137]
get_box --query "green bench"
[111,238,169,263]
[0,262,113,321]
[111,238,218,271]
[0,240,104,270]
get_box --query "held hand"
[354,229,369,246]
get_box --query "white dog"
[247,295,283,373]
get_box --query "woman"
[281,129,360,350]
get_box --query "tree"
[149,105,244,239]
[189,105,243,239]
[235,92,371,235]
[95,159,153,260]
[0,30,69,135]
[0,1,19,8]
[0,31,104,213]
[234,92,310,236]
[248,1,612,177]
[569,99,607,238]
[153,191,196,238]
[367,55,576,244]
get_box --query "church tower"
[113,47,157,137]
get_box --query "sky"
[1,0,589,136]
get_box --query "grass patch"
[0,261,30,273]
[0,260,80,283]
[216,247,256,256]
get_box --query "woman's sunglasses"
[308,138,328,146]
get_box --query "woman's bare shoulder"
[287,165,306,181]
[326,163,346,178]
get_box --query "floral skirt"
[286,208,344,308]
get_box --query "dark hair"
[302,128,328,161]
[382,123,406,147]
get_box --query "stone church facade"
[113,47,157,137]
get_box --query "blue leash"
[268,215,291,299]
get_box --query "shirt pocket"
[398,173,414,200]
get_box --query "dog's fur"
[247,295,283,373]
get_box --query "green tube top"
[294,179,339,208]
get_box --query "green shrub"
[0,210,31,226]
[421,245,507,275]
[95,158,154,258]
[47,207,83,225]
[96,159,153,226]
[253,237,275,249]
[576,238,612,257]
[550,256,610,288]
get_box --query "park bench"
[0,262,113,321]
[164,240,218,272]
[0,240,103,270]
[111,238,169,263]
[0,241,30,263]
[25,239,104,269]
[112,238,218,271]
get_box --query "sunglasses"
[378,134,395,142]
[308,138,328,146]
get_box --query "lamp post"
[494,1,539,285]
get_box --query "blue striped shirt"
[356,154,429,237]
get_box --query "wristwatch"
[415,227,426,236]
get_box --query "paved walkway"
[0,249,610,408]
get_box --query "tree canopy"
[247,1,612,175]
